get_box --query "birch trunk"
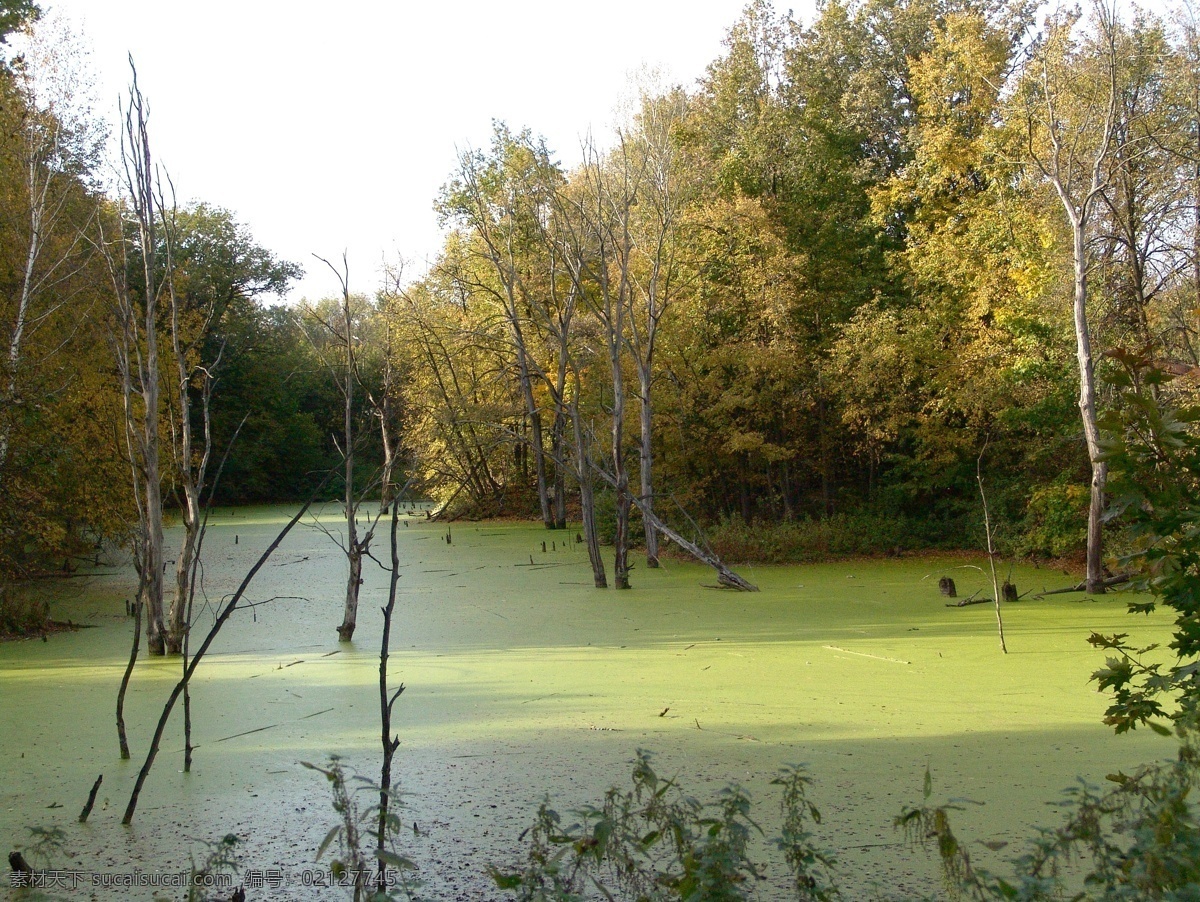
[572,395,607,588]
[338,323,361,641]
[637,365,659,568]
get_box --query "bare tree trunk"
[572,396,607,588]
[514,344,553,529]
[375,504,404,893]
[115,598,141,759]
[125,64,167,655]
[977,440,1008,654]
[167,373,214,656]
[552,408,568,530]
[379,393,397,513]
[166,270,217,655]
[611,344,632,590]
[627,483,757,592]
[1073,217,1108,596]
[310,254,371,642]
[1030,8,1121,596]
[638,365,659,568]
[339,340,362,641]
[170,498,199,655]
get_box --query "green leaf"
[487,867,524,890]
[376,850,416,871]
[315,825,340,861]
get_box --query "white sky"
[40,0,805,303]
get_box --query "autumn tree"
[623,85,692,568]
[0,8,129,576]
[439,127,563,529]
[164,205,299,652]
[1019,3,1141,593]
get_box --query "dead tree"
[589,460,757,591]
[1023,4,1126,594]
[977,439,1008,653]
[375,499,405,892]
[161,192,221,655]
[98,60,167,654]
[556,134,640,588]
[122,476,331,824]
[308,254,378,642]
[625,87,689,570]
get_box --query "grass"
[0,506,1178,899]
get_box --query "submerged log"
[947,597,993,607]
[1036,574,1129,598]
[79,774,103,823]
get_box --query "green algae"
[0,507,1178,899]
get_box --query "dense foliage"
[385,0,1200,573]
[3,0,1200,586]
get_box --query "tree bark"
[638,365,659,568]
[376,504,404,892]
[339,334,362,641]
[572,396,607,588]
[978,440,1008,653]
[116,598,141,759]
[121,66,167,656]
[1030,8,1121,596]
[1071,217,1108,595]
[611,342,632,590]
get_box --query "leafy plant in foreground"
[1092,351,1200,734]
[302,756,419,901]
[899,716,1200,900]
[489,750,839,901]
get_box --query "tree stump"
[939,576,957,598]
[8,851,32,881]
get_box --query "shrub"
[0,585,50,636]
[489,750,837,901]
[1015,482,1089,559]
[705,513,961,564]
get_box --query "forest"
[4,0,1200,598]
[3,0,1200,897]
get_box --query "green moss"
[0,507,1176,898]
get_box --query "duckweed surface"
[0,506,1176,899]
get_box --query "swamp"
[0,506,1177,899]
[4,1,1200,895]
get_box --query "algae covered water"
[0,506,1176,899]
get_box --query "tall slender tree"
[306,255,377,642]
[99,61,168,654]
[1020,3,1127,594]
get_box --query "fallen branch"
[1035,574,1130,598]
[947,597,994,608]
[590,462,756,591]
[122,471,333,825]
